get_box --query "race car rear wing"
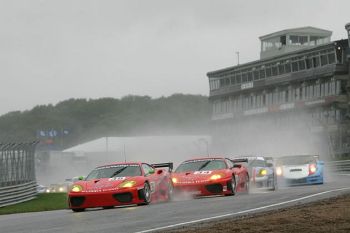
[229,158,248,164]
[151,162,173,172]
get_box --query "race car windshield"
[175,160,226,172]
[250,160,266,167]
[276,156,317,166]
[85,165,142,180]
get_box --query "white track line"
[135,187,350,233]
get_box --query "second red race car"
[171,157,249,197]
[68,162,173,212]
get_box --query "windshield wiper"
[198,161,211,171]
[110,167,128,177]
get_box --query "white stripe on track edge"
[134,187,350,233]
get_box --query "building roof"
[207,39,349,77]
[259,26,332,41]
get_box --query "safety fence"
[0,142,38,207]
[327,160,350,174]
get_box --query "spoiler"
[229,158,248,163]
[151,162,173,172]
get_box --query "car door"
[141,163,161,194]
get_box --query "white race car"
[275,155,324,186]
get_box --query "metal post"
[345,23,350,49]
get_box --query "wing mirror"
[149,169,155,175]
[78,176,85,181]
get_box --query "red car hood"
[73,177,141,191]
[173,170,227,182]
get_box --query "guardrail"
[0,142,38,207]
[327,160,350,173]
[0,181,37,207]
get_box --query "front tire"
[138,182,151,205]
[225,176,236,196]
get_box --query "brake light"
[309,164,317,175]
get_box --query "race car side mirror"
[78,176,85,180]
[149,169,155,175]
[157,169,163,175]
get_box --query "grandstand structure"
[207,24,350,158]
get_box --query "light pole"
[345,23,350,48]
[236,51,240,65]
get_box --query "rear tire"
[243,174,250,194]
[166,182,173,201]
[269,174,278,191]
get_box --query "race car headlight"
[210,174,222,180]
[172,177,178,183]
[71,185,83,192]
[276,167,282,176]
[259,169,267,176]
[119,180,136,188]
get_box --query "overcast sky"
[0,0,349,115]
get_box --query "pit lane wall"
[0,142,38,207]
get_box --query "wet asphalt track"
[1,174,350,233]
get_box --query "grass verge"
[0,193,68,215]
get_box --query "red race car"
[171,157,249,197]
[68,162,173,212]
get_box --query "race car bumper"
[172,179,231,196]
[68,187,145,209]
[251,175,275,189]
[278,174,323,186]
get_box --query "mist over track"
[0,174,349,233]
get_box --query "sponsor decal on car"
[96,164,139,170]
[183,159,223,164]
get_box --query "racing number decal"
[108,177,126,181]
[150,182,156,193]
[194,171,212,175]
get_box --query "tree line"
[0,94,211,150]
